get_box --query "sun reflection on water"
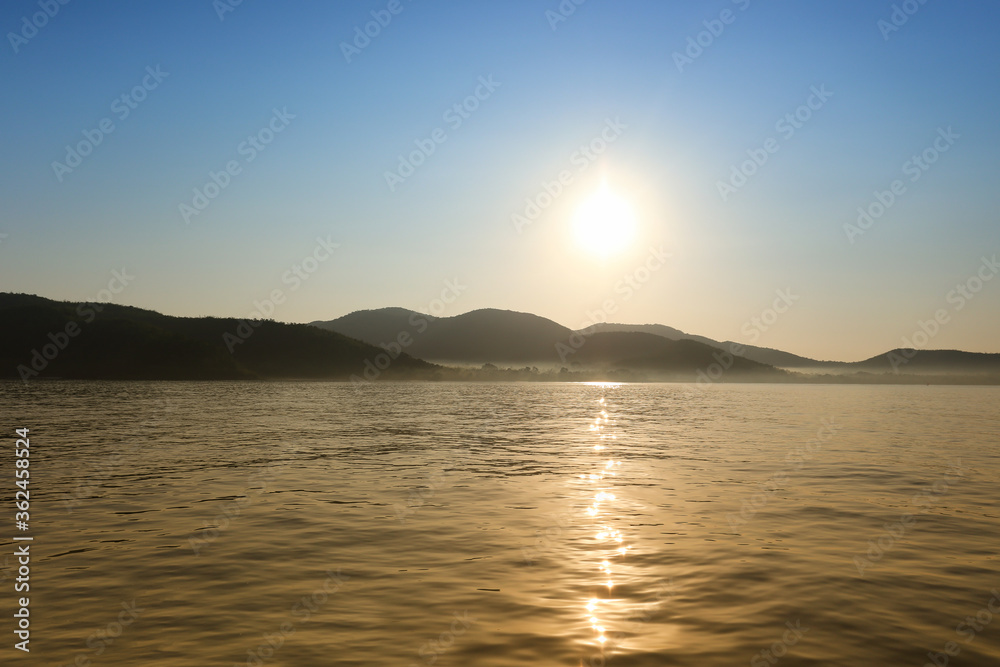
[578,383,632,653]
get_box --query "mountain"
[406,309,576,363]
[0,293,435,381]
[579,322,720,348]
[318,307,434,349]
[315,307,1000,381]
[314,307,572,364]
[6,294,996,383]
[579,322,841,369]
[569,332,777,377]
[313,307,784,379]
[315,309,820,370]
[581,322,1000,375]
[852,349,1000,375]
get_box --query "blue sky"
[1,0,998,361]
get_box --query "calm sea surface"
[1,381,998,666]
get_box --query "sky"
[1,0,998,362]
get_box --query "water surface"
[1,381,998,666]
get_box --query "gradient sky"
[2,0,998,362]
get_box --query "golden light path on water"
[6,382,1000,664]
[579,383,631,660]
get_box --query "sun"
[572,183,638,257]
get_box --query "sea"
[1,381,998,666]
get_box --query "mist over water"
[2,381,998,666]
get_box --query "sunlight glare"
[572,184,638,257]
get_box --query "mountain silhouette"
[316,307,1000,379]
[580,322,845,369]
[313,307,780,376]
[569,331,776,376]
[854,348,1000,374]
[5,294,997,383]
[314,307,571,363]
[0,293,435,381]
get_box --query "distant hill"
[580,322,841,369]
[582,322,1000,375]
[314,307,572,364]
[579,322,720,348]
[415,309,576,363]
[313,307,785,380]
[320,307,437,349]
[6,294,996,383]
[0,293,435,381]
[853,349,1000,375]
[315,307,1000,382]
[570,332,778,377]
